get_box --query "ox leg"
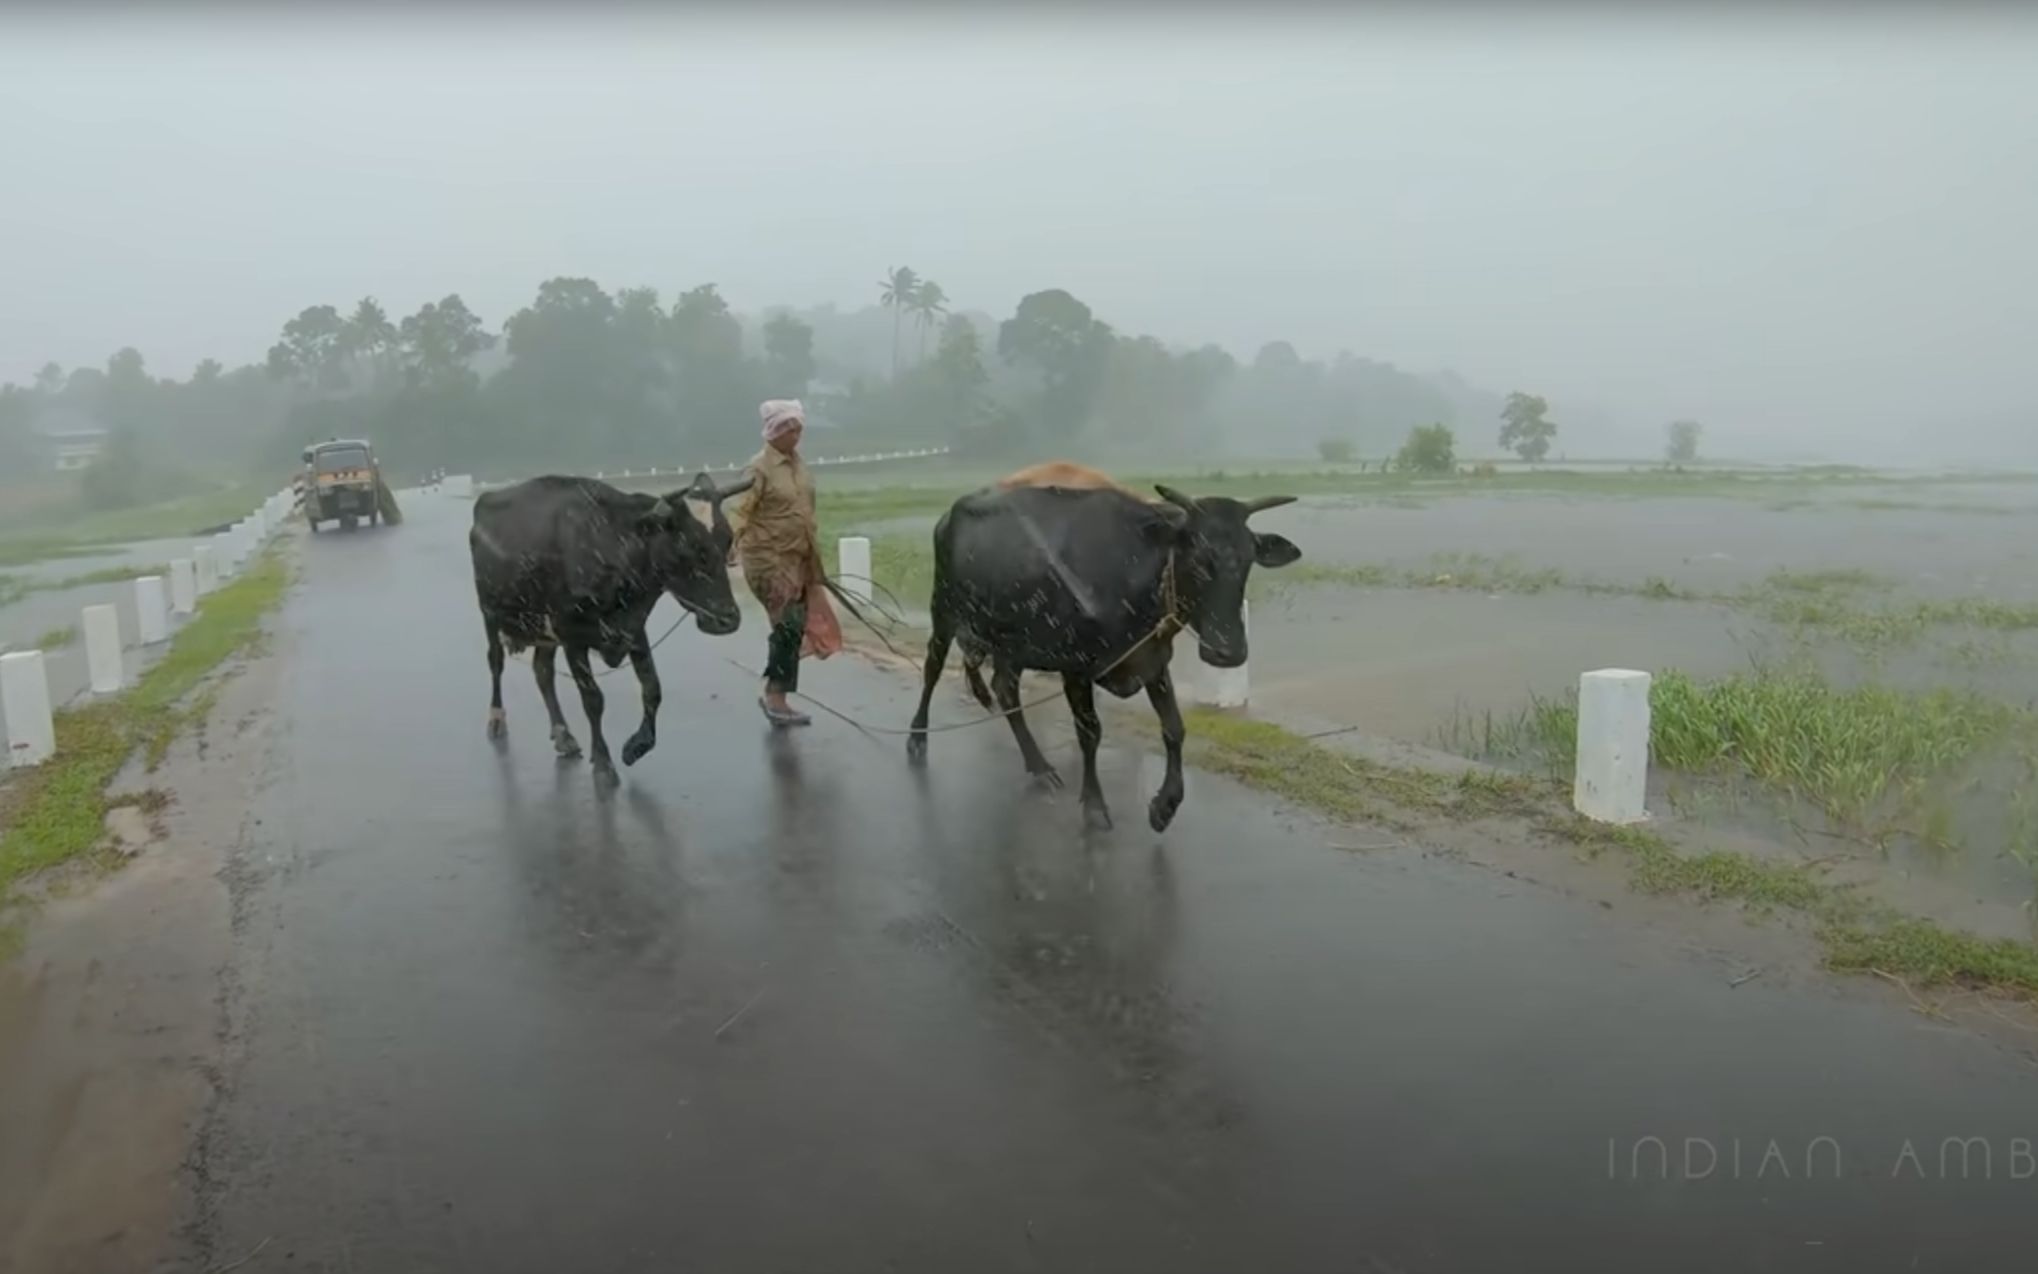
[485,620,507,740]
[906,604,955,764]
[621,637,661,767]
[994,659,1060,788]
[1063,673,1111,830]
[1145,669,1187,832]
[564,643,616,783]
[534,643,580,758]
[961,647,994,711]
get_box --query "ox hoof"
[552,730,582,759]
[1029,766,1063,791]
[1082,801,1114,832]
[906,733,928,764]
[486,710,507,740]
[621,735,654,767]
[592,761,619,788]
[1148,795,1181,834]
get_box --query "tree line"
[5,268,1687,508]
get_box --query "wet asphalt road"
[197,488,2038,1273]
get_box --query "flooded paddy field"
[1230,482,2038,922]
[819,468,2038,931]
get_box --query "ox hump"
[995,461,1148,502]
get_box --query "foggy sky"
[4,8,2035,460]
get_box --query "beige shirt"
[729,444,820,611]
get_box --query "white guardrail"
[3,484,302,771]
[590,446,953,482]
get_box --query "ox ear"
[1153,483,1197,513]
[638,497,678,533]
[1254,532,1302,569]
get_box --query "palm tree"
[343,296,400,387]
[910,279,948,365]
[878,265,920,382]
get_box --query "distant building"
[31,405,109,471]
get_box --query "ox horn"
[1242,494,1297,516]
[711,477,755,502]
[1154,483,1195,510]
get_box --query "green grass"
[0,561,176,619]
[32,624,77,651]
[1498,667,2015,827]
[1652,670,2012,822]
[43,563,173,592]
[1183,709,1552,823]
[1822,918,2038,991]
[1258,553,1572,599]
[1761,567,1890,595]
[0,552,289,898]
[0,541,104,570]
[1432,692,1578,769]
[1266,561,1398,592]
[0,484,265,567]
[1551,818,1830,909]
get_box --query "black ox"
[470,472,750,782]
[906,473,1301,831]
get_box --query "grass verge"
[1548,818,2038,994]
[1179,708,2038,996]
[0,552,288,898]
[0,484,265,567]
[1182,709,1551,823]
[1482,666,2018,829]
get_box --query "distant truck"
[301,437,396,532]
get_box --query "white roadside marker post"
[1574,668,1652,824]
[838,537,873,607]
[83,603,124,694]
[1,650,55,768]
[170,558,197,615]
[135,576,169,645]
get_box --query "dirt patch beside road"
[0,642,283,1274]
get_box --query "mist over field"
[3,6,2036,500]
